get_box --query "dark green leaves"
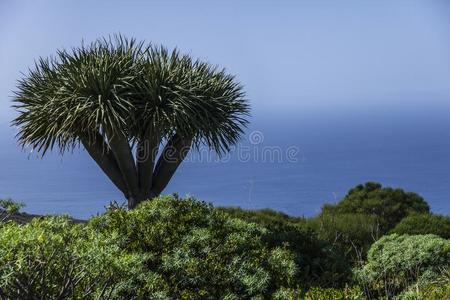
[12,35,249,155]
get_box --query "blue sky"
[1,0,450,123]
[1,1,450,217]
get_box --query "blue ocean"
[1,102,449,219]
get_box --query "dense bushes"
[0,197,304,299]
[0,217,145,298]
[272,286,364,299]
[0,182,447,299]
[0,198,24,222]
[356,234,450,298]
[397,269,450,300]
[220,207,352,287]
[391,213,450,239]
[323,182,429,233]
[308,212,379,264]
[306,182,431,265]
[89,196,300,298]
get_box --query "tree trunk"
[151,134,192,196]
[108,131,140,200]
[81,134,127,195]
[127,190,157,209]
[82,131,192,210]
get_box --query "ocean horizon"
[1,101,449,219]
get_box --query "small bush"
[302,286,364,300]
[0,193,445,298]
[356,234,450,298]
[220,207,352,287]
[391,213,450,239]
[0,197,303,298]
[396,269,450,300]
[308,212,380,263]
[272,286,364,299]
[323,182,429,233]
[89,195,299,298]
[0,216,143,299]
[397,284,450,300]
[0,198,24,222]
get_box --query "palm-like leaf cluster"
[13,35,249,154]
[12,36,249,206]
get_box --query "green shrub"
[355,234,450,298]
[323,182,430,233]
[1,193,444,298]
[308,212,379,263]
[302,286,364,300]
[397,284,450,300]
[391,213,450,239]
[0,216,145,299]
[272,286,364,299]
[0,197,302,298]
[89,195,299,298]
[218,207,307,229]
[0,198,24,222]
[220,207,352,288]
[396,269,450,300]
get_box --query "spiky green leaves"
[13,37,143,154]
[12,36,249,155]
[134,46,248,153]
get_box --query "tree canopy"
[12,36,249,207]
[322,182,430,233]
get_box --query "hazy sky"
[1,1,450,217]
[1,0,450,122]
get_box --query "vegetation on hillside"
[391,213,450,239]
[8,35,448,299]
[321,182,430,234]
[356,234,450,299]
[0,182,448,299]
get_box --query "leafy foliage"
[323,182,429,233]
[0,198,24,222]
[0,216,146,299]
[397,281,450,300]
[273,286,364,299]
[0,186,450,300]
[13,35,249,154]
[397,268,450,300]
[391,213,450,239]
[220,207,352,288]
[355,234,450,298]
[308,212,379,263]
[12,35,250,208]
[0,191,447,298]
[0,197,303,299]
[88,195,298,298]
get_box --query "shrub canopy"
[0,195,448,298]
[308,212,379,263]
[356,234,450,298]
[89,195,298,298]
[220,207,352,287]
[391,213,450,239]
[0,217,143,299]
[0,197,303,299]
[322,182,429,232]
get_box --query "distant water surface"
[1,103,449,219]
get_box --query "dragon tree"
[12,36,249,208]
